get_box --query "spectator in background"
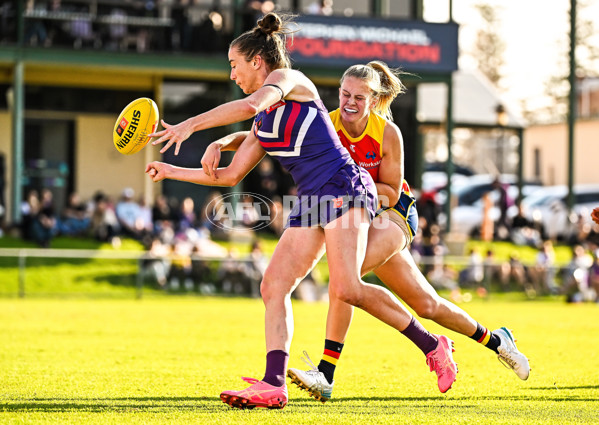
[530,240,557,296]
[266,196,284,237]
[58,192,91,236]
[21,189,40,241]
[176,196,197,233]
[563,244,593,302]
[589,250,599,302]
[199,190,229,239]
[24,0,49,46]
[492,177,510,239]
[459,247,484,288]
[90,192,120,245]
[510,204,541,247]
[140,236,171,288]
[480,192,494,242]
[167,238,193,290]
[238,193,260,229]
[0,1,17,43]
[500,253,528,292]
[255,156,278,200]
[152,194,175,241]
[32,188,57,247]
[115,188,147,240]
[305,0,333,15]
[138,196,153,237]
[243,239,268,297]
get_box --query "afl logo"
[205,192,276,232]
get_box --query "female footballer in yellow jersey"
[287,61,530,401]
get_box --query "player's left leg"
[323,208,456,392]
[374,248,529,380]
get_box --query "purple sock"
[262,350,289,387]
[401,317,438,355]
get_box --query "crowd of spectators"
[14,186,290,296]
[7,167,599,303]
[408,211,599,304]
[1,0,229,54]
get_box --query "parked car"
[520,184,599,240]
[423,174,542,209]
[450,184,542,237]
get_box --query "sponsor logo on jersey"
[332,197,344,208]
[366,151,376,159]
[266,100,286,113]
[358,160,381,169]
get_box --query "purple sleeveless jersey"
[254,98,378,227]
[253,99,352,196]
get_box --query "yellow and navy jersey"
[330,108,417,241]
[329,108,385,182]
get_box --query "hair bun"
[257,13,281,36]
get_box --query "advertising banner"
[288,15,458,73]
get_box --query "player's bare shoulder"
[267,69,319,102]
[383,119,404,148]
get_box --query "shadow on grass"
[530,385,599,390]
[326,392,599,403]
[3,392,599,414]
[1,396,224,413]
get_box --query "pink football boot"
[220,377,288,409]
[426,335,458,393]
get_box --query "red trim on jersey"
[261,102,300,148]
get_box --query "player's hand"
[149,119,194,155]
[591,207,599,225]
[145,161,171,182]
[201,142,223,179]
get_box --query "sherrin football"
[113,97,159,155]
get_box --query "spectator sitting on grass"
[115,188,147,240]
[58,192,91,236]
[90,191,120,245]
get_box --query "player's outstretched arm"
[146,132,265,187]
[149,84,283,155]
[201,131,251,179]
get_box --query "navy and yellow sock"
[471,323,501,353]
[317,339,343,384]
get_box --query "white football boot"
[494,327,530,380]
[287,351,334,402]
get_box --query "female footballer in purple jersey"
[146,13,456,409]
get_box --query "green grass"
[1,297,598,424]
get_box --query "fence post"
[136,258,143,300]
[18,250,25,298]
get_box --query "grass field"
[1,296,598,424]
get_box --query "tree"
[534,0,599,124]
[472,3,506,88]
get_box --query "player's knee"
[412,297,439,320]
[330,280,363,307]
[260,272,291,303]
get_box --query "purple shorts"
[287,162,378,228]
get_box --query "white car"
[521,184,599,240]
[449,183,548,236]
